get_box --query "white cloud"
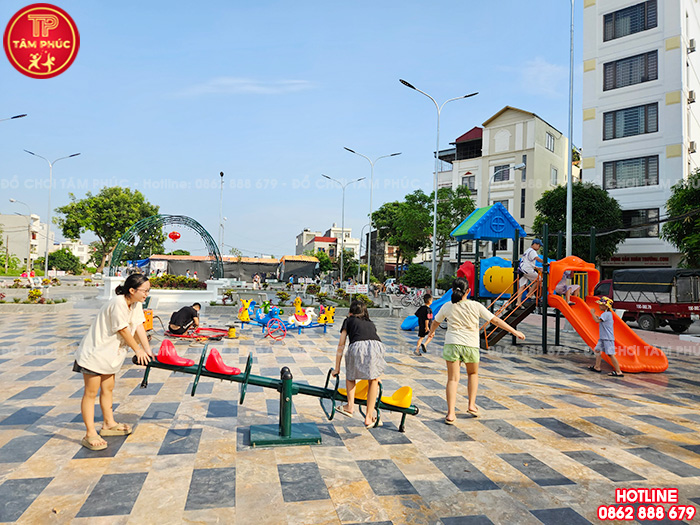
[174,77,315,97]
[518,57,568,98]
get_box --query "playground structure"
[237,298,336,339]
[136,340,419,446]
[401,204,668,373]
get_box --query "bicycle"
[401,288,425,307]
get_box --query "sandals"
[609,371,625,377]
[365,415,382,429]
[81,435,107,451]
[467,408,480,418]
[336,405,353,417]
[587,366,601,373]
[445,416,456,425]
[100,423,132,437]
[413,351,422,356]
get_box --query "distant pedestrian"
[185,269,191,279]
[193,271,198,280]
[588,296,624,377]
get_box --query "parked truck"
[593,268,700,333]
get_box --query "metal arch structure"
[108,215,223,278]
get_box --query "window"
[521,155,527,181]
[604,51,658,91]
[545,132,555,152]
[604,1,657,41]
[520,188,526,219]
[462,175,476,195]
[603,103,658,140]
[603,155,659,189]
[622,208,659,238]
[495,239,508,251]
[494,199,508,211]
[550,167,558,185]
[493,165,510,183]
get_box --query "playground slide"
[400,290,452,331]
[548,294,668,373]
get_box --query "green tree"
[336,248,359,279]
[402,263,431,288]
[167,249,191,256]
[662,170,700,267]
[431,185,475,278]
[303,249,332,273]
[532,182,626,263]
[55,187,162,272]
[46,248,82,274]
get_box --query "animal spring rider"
[136,340,419,446]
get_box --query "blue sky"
[1,1,583,259]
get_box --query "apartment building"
[295,224,359,258]
[432,106,574,274]
[0,213,48,269]
[582,0,699,275]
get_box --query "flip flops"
[445,416,456,425]
[81,435,107,451]
[336,405,353,417]
[587,366,601,373]
[99,423,132,437]
[467,408,480,418]
[609,371,625,377]
[365,416,382,429]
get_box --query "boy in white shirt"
[516,239,543,308]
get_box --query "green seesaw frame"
[135,343,420,447]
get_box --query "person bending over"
[169,303,201,335]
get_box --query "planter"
[0,301,71,313]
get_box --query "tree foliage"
[662,170,700,267]
[55,187,162,271]
[46,248,82,274]
[432,185,475,277]
[304,249,333,273]
[401,264,432,288]
[336,248,359,279]
[532,182,626,263]
[167,249,191,256]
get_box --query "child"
[74,274,153,450]
[427,278,525,424]
[516,239,543,308]
[589,296,624,377]
[554,270,580,305]
[414,294,434,356]
[332,300,387,428]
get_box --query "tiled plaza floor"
[0,303,699,524]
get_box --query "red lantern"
[168,231,181,242]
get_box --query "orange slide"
[548,257,668,373]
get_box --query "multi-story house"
[582,0,698,276]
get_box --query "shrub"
[335,288,348,300]
[437,275,456,291]
[316,291,329,305]
[401,264,432,288]
[149,275,207,290]
[42,278,50,286]
[51,277,61,286]
[306,284,320,295]
[222,288,237,305]
[27,289,42,303]
[262,283,269,289]
[352,293,374,308]
[84,277,93,284]
[276,290,290,306]
[13,297,21,303]
[285,282,293,290]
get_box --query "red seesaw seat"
[156,340,195,367]
[205,348,241,375]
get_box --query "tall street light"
[9,198,32,273]
[566,0,575,256]
[24,150,81,278]
[343,148,401,286]
[357,222,370,283]
[219,171,224,254]
[400,79,478,294]
[0,114,27,122]
[321,174,365,283]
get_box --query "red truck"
[594,268,700,333]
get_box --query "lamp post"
[357,222,370,283]
[400,79,478,294]
[24,150,81,278]
[566,0,575,257]
[9,198,32,273]
[321,174,365,283]
[221,216,227,250]
[487,163,527,206]
[343,148,401,286]
[219,171,224,253]
[0,114,27,122]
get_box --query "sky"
[0,1,584,260]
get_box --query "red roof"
[454,126,483,143]
[312,236,337,243]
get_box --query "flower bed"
[149,275,207,290]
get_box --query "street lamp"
[24,150,81,278]
[9,198,32,273]
[566,0,575,256]
[0,114,27,122]
[219,171,224,253]
[221,216,227,250]
[343,148,401,286]
[400,79,478,294]
[487,163,527,206]
[356,222,371,283]
[321,174,365,283]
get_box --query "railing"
[479,276,542,349]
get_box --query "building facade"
[433,106,574,274]
[295,224,360,258]
[0,213,49,269]
[582,0,698,275]
[50,240,92,265]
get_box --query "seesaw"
[134,340,419,446]
[164,327,229,341]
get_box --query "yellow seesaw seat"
[338,381,413,409]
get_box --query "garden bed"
[0,301,71,313]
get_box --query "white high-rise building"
[582,0,699,275]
